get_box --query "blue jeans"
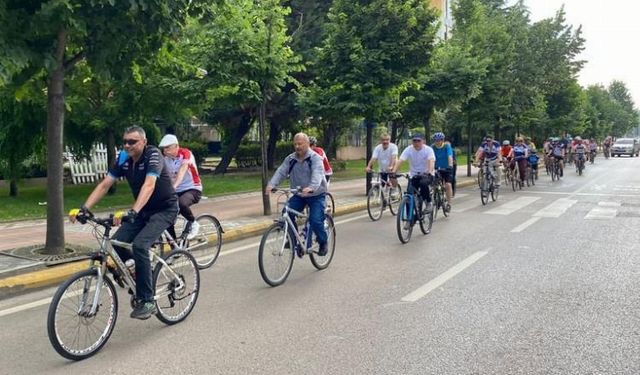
[287,193,327,247]
[112,207,178,303]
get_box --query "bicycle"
[479,161,499,205]
[276,190,335,217]
[603,146,610,159]
[526,164,536,186]
[575,154,585,175]
[366,172,402,221]
[47,210,200,361]
[589,150,596,164]
[511,160,524,191]
[432,170,450,220]
[258,188,336,287]
[395,173,433,244]
[549,157,562,181]
[164,213,223,269]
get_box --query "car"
[611,138,640,157]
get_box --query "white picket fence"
[65,143,113,184]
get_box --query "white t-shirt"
[399,145,436,177]
[372,143,398,172]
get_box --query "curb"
[0,178,477,299]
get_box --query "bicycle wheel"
[511,168,517,191]
[480,177,490,205]
[432,191,440,221]
[441,190,450,217]
[47,269,118,361]
[310,215,336,270]
[325,192,335,216]
[185,214,223,269]
[366,185,384,221]
[419,201,433,235]
[491,179,499,201]
[396,196,413,244]
[476,169,482,188]
[388,184,402,216]
[153,249,200,325]
[258,222,295,286]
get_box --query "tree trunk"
[44,28,68,255]
[267,119,280,170]
[322,124,338,160]
[467,112,473,177]
[9,179,17,197]
[259,100,271,216]
[423,106,434,140]
[365,119,373,194]
[390,120,400,144]
[214,111,253,175]
[106,127,117,195]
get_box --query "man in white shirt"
[392,133,436,213]
[365,133,398,184]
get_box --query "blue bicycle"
[395,173,434,244]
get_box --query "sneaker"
[317,242,328,257]
[186,221,200,240]
[130,301,157,320]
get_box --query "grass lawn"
[0,156,470,222]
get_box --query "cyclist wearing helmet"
[309,137,333,184]
[501,140,512,164]
[548,137,565,176]
[475,135,502,186]
[508,137,529,184]
[431,132,453,210]
[573,136,587,169]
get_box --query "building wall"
[429,0,453,40]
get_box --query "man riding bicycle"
[392,133,436,214]
[548,137,566,176]
[475,135,502,186]
[159,134,203,240]
[365,133,398,188]
[431,132,453,211]
[573,136,587,168]
[266,133,329,256]
[70,126,178,320]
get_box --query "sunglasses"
[123,139,140,146]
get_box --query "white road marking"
[485,196,540,216]
[525,191,640,198]
[598,201,621,207]
[533,198,578,218]
[453,193,469,199]
[451,199,481,213]
[510,217,541,233]
[0,213,371,318]
[584,207,618,220]
[401,251,489,302]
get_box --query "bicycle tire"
[258,222,295,286]
[420,201,433,235]
[366,185,384,221]
[388,185,402,216]
[432,190,440,221]
[491,180,499,201]
[477,169,482,188]
[47,269,118,361]
[185,214,223,269]
[325,192,335,216]
[153,249,200,325]
[480,176,490,205]
[310,215,336,270]
[441,190,450,217]
[396,195,413,244]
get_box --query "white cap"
[159,134,178,147]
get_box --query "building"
[429,0,453,40]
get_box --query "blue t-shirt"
[513,144,528,160]
[528,154,539,165]
[432,143,453,170]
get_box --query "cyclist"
[309,136,333,184]
[392,133,436,214]
[501,140,512,164]
[588,138,598,162]
[573,136,587,169]
[446,138,458,197]
[524,136,536,150]
[159,134,202,240]
[548,137,566,176]
[70,126,178,320]
[266,133,328,256]
[431,132,453,210]
[474,135,502,186]
[508,137,529,185]
[365,133,399,189]
[527,149,540,179]
[603,136,613,156]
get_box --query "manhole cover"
[4,244,93,263]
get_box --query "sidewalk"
[0,168,479,298]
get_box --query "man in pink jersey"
[159,134,203,239]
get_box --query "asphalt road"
[1,156,639,374]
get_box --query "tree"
[0,0,205,254]
[304,0,439,191]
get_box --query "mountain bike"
[164,213,223,269]
[259,188,336,287]
[512,160,524,191]
[589,150,596,164]
[575,154,585,175]
[479,161,499,205]
[47,210,200,361]
[432,169,450,220]
[395,173,433,244]
[366,172,402,221]
[549,157,562,181]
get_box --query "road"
[1,156,639,374]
